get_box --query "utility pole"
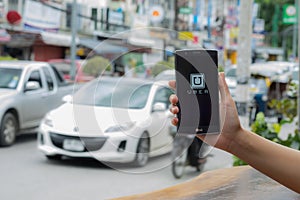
[297,0,300,131]
[293,0,298,60]
[207,0,212,40]
[272,5,279,47]
[70,0,77,81]
[236,0,253,128]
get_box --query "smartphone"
[175,49,220,135]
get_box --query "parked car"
[38,77,174,167]
[48,59,94,83]
[0,61,79,146]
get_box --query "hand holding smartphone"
[175,49,220,135]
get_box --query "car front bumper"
[37,124,138,163]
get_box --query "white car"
[38,77,174,167]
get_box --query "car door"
[41,66,61,112]
[148,86,174,151]
[21,67,49,128]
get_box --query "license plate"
[63,139,84,152]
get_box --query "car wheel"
[133,133,150,167]
[0,113,18,146]
[46,155,62,160]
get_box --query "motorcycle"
[171,132,210,179]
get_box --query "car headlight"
[105,122,136,133]
[43,114,53,127]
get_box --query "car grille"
[49,132,107,152]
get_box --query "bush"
[83,56,111,77]
[152,59,175,77]
[0,56,17,61]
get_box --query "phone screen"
[175,50,220,134]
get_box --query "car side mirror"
[24,81,41,92]
[152,102,167,112]
[62,95,73,103]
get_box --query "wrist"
[227,127,250,155]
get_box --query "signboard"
[179,7,193,14]
[175,0,192,31]
[149,5,164,23]
[108,10,124,25]
[23,0,62,32]
[283,4,297,24]
[253,18,265,33]
[178,31,193,41]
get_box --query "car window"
[0,68,22,89]
[42,67,54,91]
[153,87,173,107]
[74,80,152,109]
[50,62,71,75]
[50,66,68,86]
[28,70,42,88]
[129,85,152,109]
[50,62,78,75]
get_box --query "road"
[0,133,233,200]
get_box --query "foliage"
[82,56,111,77]
[151,58,175,77]
[233,156,248,166]
[0,56,17,61]
[268,81,298,123]
[218,66,224,72]
[234,111,300,166]
[234,79,300,166]
[255,0,294,31]
[268,98,297,123]
[286,81,298,99]
[254,0,294,48]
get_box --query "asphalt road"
[0,133,233,200]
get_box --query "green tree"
[151,57,175,77]
[255,0,294,48]
[83,56,112,77]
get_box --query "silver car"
[0,61,77,146]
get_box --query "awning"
[79,38,128,54]
[40,31,79,47]
[6,32,35,48]
[0,29,11,43]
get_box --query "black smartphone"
[175,49,220,135]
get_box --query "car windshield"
[0,68,22,89]
[73,79,152,109]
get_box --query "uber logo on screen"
[190,73,205,89]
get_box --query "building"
[0,0,240,71]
